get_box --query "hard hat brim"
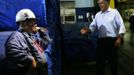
[25,18,39,21]
[16,18,39,23]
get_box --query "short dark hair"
[105,0,110,2]
[104,0,110,5]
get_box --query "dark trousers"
[6,68,27,75]
[96,37,118,75]
[29,64,48,75]
[6,64,48,75]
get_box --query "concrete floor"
[62,21,134,75]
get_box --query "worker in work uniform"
[81,0,126,75]
[5,9,51,75]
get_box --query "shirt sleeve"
[89,17,97,32]
[115,10,126,35]
[5,32,34,68]
[38,30,52,50]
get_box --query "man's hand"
[114,38,122,47]
[80,27,90,35]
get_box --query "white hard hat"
[16,9,36,22]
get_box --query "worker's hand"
[114,38,122,47]
[32,24,39,33]
[31,57,37,68]
[80,27,89,35]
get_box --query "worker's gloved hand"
[31,57,37,68]
[80,27,90,35]
[32,24,38,33]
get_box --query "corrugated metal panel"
[75,0,94,8]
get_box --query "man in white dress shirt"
[81,0,126,75]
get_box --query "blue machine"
[62,22,97,63]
